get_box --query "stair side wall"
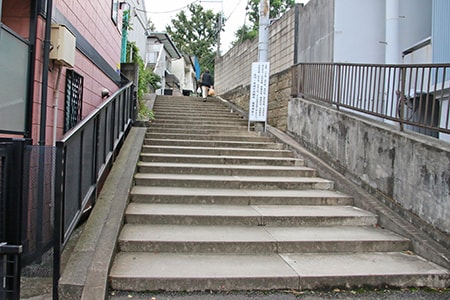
[287,97,450,244]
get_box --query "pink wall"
[31,0,123,145]
[1,0,124,145]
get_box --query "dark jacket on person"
[201,71,214,88]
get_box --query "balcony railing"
[291,63,450,138]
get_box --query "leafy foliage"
[126,41,159,121]
[233,0,295,44]
[165,3,221,74]
[233,24,258,46]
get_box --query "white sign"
[249,62,270,122]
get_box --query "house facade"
[0,0,127,146]
[145,32,182,95]
[172,54,198,96]
[122,0,149,61]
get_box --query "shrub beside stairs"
[109,95,449,292]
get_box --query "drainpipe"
[39,0,53,145]
[53,64,62,146]
[385,0,401,64]
[121,9,129,63]
[25,0,40,138]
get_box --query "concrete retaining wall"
[287,97,450,238]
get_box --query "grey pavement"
[108,289,450,300]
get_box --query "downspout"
[385,0,401,64]
[26,0,40,138]
[39,0,54,145]
[52,64,62,146]
[121,9,129,63]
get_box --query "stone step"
[118,224,411,253]
[137,162,316,177]
[148,123,248,130]
[152,97,219,105]
[129,186,354,206]
[146,127,253,135]
[139,153,304,166]
[145,132,271,142]
[109,252,449,292]
[152,96,219,105]
[124,203,378,227]
[141,145,294,158]
[154,109,236,116]
[144,138,284,149]
[154,114,243,124]
[133,173,332,190]
[152,117,248,126]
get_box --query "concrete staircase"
[109,95,449,292]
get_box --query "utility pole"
[248,0,270,132]
[258,0,270,62]
[216,11,222,57]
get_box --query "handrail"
[53,82,136,300]
[291,63,450,136]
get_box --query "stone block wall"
[216,5,299,131]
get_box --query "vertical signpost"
[249,0,270,132]
[248,62,270,131]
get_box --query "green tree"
[165,3,221,74]
[233,0,295,44]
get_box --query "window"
[64,70,83,133]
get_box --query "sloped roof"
[147,32,181,59]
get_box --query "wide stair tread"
[118,224,411,253]
[130,186,354,206]
[110,251,449,292]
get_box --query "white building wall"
[334,0,385,63]
[126,0,149,56]
[398,0,432,55]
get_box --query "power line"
[139,0,200,14]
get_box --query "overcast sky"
[144,0,309,54]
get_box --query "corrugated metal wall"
[432,0,450,64]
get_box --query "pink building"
[1,0,125,145]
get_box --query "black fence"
[0,80,135,300]
[0,243,22,300]
[0,138,30,299]
[53,81,136,298]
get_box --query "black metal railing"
[291,63,450,137]
[0,138,31,300]
[0,243,22,300]
[53,81,136,299]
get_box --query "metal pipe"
[39,0,54,145]
[53,64,63,146]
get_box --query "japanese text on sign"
[249,62,270,122]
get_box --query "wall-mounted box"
[50,24,76,68]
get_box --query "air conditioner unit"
[50,24,76,68]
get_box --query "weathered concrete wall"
[287,97,450,236]
[216,5,299,131]
[215,4,298,94]
[296,0,334,63]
